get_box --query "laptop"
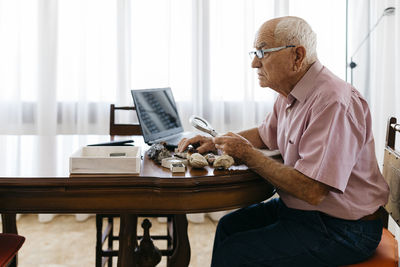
[131,87,197,148]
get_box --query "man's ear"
[293,46,306,71]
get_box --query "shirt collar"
[289,60,324,103]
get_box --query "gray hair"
[274,17,317,64]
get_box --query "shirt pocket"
[284,137,299,166]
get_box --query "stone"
[213,154,235,170]
[189,153,208,168]
[147,143,172,164]
[204,153,217,165]
[174,148,188,159]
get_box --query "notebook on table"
[131,87,197,148]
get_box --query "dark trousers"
[211,198,382,267]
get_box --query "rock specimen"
[147,143,171,164]
[174,144,197,160]
[188,153,208,168]
[174,148,187,159]
[204,153,217,165]
[213,154,235,170]
[187,144,198,154]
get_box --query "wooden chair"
[342,117,400,267]
[95,104,189,267]
[0,233,25,267]
[109,105,142,137]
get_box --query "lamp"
[349,7,395,85]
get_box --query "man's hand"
[213,132,254,162]
[178,135,216,154]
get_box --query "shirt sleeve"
[294,101,365,192]
[258,100,280,150]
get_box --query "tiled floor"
[3,214,217,267]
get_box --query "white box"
[170,163,186,173]
[69,146,141,174]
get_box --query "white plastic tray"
[69,146,141,174]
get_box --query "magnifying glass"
[189,115,218,137]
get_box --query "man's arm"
[246,148,330,205]
[214,133,331,205]
[237,127,267,149]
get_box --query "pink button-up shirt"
[258,60,389,220]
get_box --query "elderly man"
[178,16,389,266]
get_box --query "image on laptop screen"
[131,88,184,144]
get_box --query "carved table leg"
[117,214,138,267]
[134,219,162,267]
[167,214,190,267]
[1,213,18,267]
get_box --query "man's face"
[251,21,294,95]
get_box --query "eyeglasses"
[249,45,296,59]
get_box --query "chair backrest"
[109,104,142,136]
[383,117,400,227]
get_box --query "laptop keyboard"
[154,132,197,147]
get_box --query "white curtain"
[0,0,346,135]
[0,0,117,134]
[0,0,346,222]
[347,0,399,166]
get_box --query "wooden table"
[0,135,274,266]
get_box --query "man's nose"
[251,56,261,68]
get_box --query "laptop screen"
[131,88,184,143]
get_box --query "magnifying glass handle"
[209,130,218,137]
